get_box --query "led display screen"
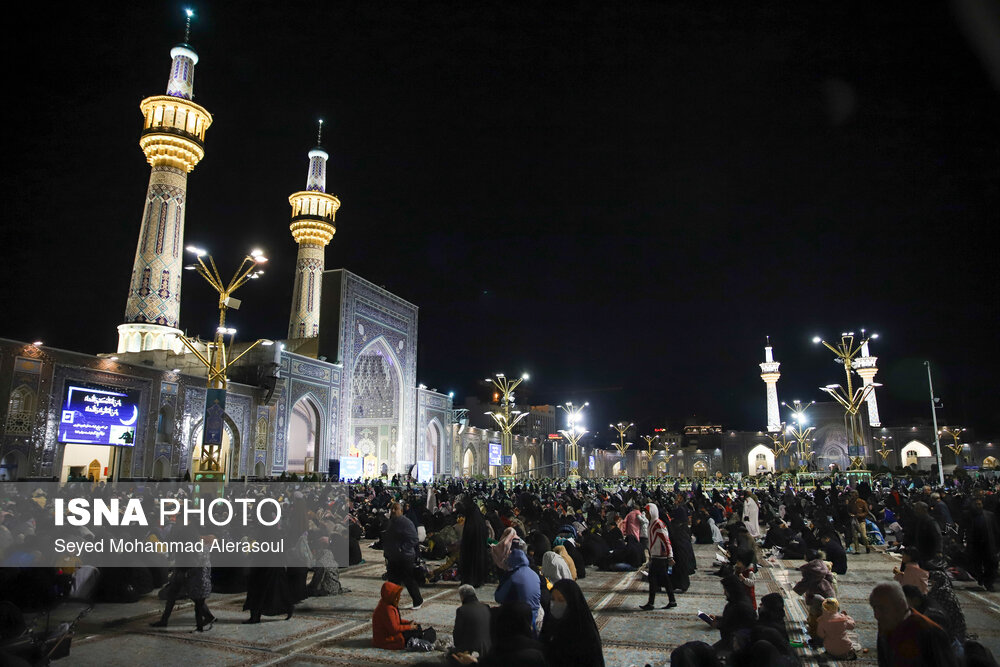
[59,381,141,446]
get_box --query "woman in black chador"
[242,504,294,623]
[458,500,491,587]
[667,508,696,593]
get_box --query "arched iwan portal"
[288,396,321,474]
[463,448,475,477]
[902,440,932,467]
[747,444,774,476]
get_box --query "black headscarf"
[539,578,604,667]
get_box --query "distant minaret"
[118,10,213,353]
[853,339,882,427]
[287,121,341,339]
[760,337,782,432]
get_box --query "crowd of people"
[356,471,1000,666]
[1,470,1000,666]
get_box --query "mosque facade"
[0,32,453,483]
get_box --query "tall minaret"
[853,339,882,427]
[287,121,341,339]
[118,10,213,354]
[760,337,782,432]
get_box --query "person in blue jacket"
[495,547,542,631]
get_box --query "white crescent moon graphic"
[120,405,138,426]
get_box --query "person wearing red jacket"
[372,581,417,649]
[639,503,677,610]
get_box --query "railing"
[141,125,204,149]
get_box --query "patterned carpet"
[61,542,1000,667]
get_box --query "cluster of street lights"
[610,421,634,476]
[940,426,968,463]
[782,399,815,472]
[557,401,588,481]
[483,372,529,481]
[812,331,879,471]
[181,246,272,481]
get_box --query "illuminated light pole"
[875,433,893,467]
[764,424,792,473]
[661,438,677,477]
[813,331,879,470]
[760,337,782,432]
[119,8,214,354]
[557,401,588,482]
[610,421,634,476]
[924,361,945,486]
[783,400,816,473]
[485,372,529,482]
[641,434,660,476]
[180,247,270,482]
[940,426,968,465]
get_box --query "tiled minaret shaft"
[118,31,212,354]
[288,122,340,339]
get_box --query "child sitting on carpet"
[816,597,860,660]
[792,559,837,644]
[372,581,435,649]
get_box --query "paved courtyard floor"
[55,543,1000,666]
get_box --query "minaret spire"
[853,336,882,427]
[760,338,782,432]
[288,122,341,339]
[184,8,193,43]
[117,10,213,354]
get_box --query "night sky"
[2,1,998,440]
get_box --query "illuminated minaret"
[287,120,341,339]
[852,339,882,427]
[118,10,213,354]
[760,337,782,432]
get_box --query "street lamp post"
[641,434,660,477]
[181,246,270,482]
[610,421,633,476]
[485,372,529,482]
[924,362,945,486]
[940,426,968,466]
[813,331,879,470]
[875,433,893,468]
[783,400,816,473]
[764,424,792,473]
[557,401,588,482]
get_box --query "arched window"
[255,417,268,450]
[6,386,34,435]
[156,405,174,443]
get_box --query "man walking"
[382,501,424,609]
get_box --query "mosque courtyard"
[54,542,1000,667]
